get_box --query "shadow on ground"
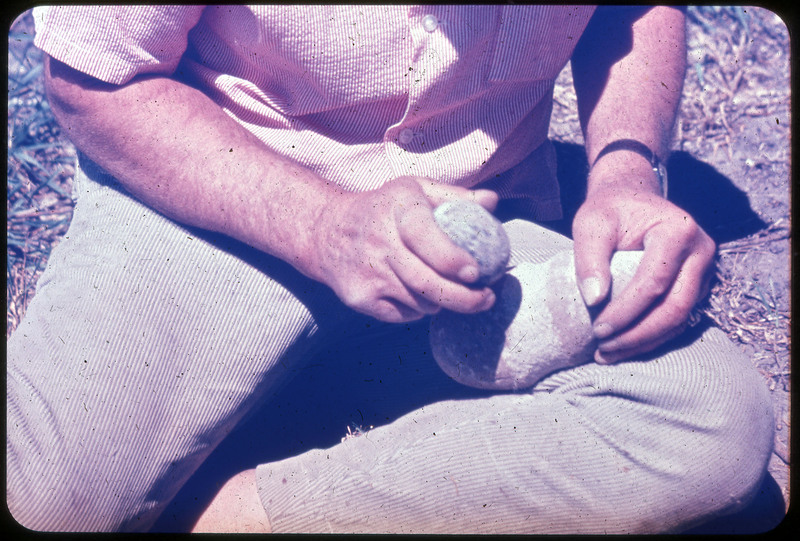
[529,142,767,242]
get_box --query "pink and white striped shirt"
[33,5,595,220]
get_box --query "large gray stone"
[430,250,644,390]
[433,200,510,285]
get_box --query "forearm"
[44,55,497,322]
[569,7,715,363]
[44,55,339,279]
[572,6,686,196]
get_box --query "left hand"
[572,186,716,363]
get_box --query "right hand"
[311,176,499,322]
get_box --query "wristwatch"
[592,139,668,198]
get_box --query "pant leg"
[254,219,774,534]
[6,157,353,532]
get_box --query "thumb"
[572,209,617,307]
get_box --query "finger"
[392,283,445,316]
[594,249,711,356]
[594,321,689,364]
[572,205,618,307]
[595,298,690,357]
[412,178,499,211]
[387,251,496,314]
[591,230,688,339]
[593,220,715,341]
[396,204,482,283]
[337,269,436,323]
[346,278,438,323]
[369,297,428,324]
[378,286,444,318]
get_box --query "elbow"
[43,55,111,138]
[43,55,82,135]
[43,55,76,117]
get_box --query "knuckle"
[671,215,713,254]
[662,220,698,249]
[661,298,693,325]
[645,267,674,296]
[391,175,420,191]
[341,284,378,312]
[674,214,699,235]
[572,205,600,234]
[699,234,717,257]
[397,215,427,242]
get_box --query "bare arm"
[44,56,496,322]
[45,55,335,273]
[571,6,715,362]
[574,6,686,174]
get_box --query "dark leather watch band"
[592,139,668,198]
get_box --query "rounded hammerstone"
[433,200,510,285]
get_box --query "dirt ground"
[7,5,792,526]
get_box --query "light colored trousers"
[7,157,774,533]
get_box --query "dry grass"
[683,7,791,478]
[8,11,76,335]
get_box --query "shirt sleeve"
[32,5,206,85]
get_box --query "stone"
[433,200,510,285]
[430,250,644,390]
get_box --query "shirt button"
[399,129,414,144]
[421,14,439,32]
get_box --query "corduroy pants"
[7,156,774,533]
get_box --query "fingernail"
[458,265,479,283]
[594,349,614,365]
[480,291,496,310]
[580,276,604,306]
[593,322,615,339]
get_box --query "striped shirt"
[33,5,595,220]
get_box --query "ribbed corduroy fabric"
[255,221,775,534]
[7,157,775,533]
[6,159,356,531]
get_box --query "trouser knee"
[529,323,774,532]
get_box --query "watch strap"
[592,139,668,198]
